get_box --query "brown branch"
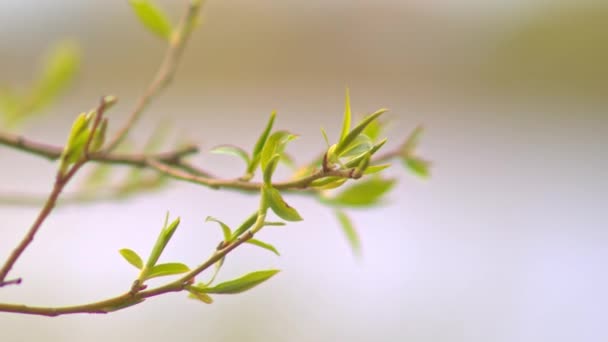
[103,0,204,152]
[0,98,109,284]
[0,130,199,167]
[0,228,255,316]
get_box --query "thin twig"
[0,131,199,167]
[0,98,109,284]
[103,1,203,151]
[146,158,362,192]
[0,230,254,316]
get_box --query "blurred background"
[1,0,606,341]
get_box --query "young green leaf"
[262,154,281,184]
[246,111,276,177]
[246,239,280,256]
[329,177,396,207]
[405,156,431,178]
[335,210,361,256]
[230,211,258,240]
[145,262,190,280]
[259,131,298,172]
[128,0,173,40]
[145,216,180,269]
[334,108,387,157]
[362,115,382,142]
[90,118,108,152]
[320,127,331,147]
[202,270,280,294]
[188,288,214,304]
[205,216,232,241]
[402,125,424,156]
[310,176,348,190]
[263,185,303,222]
[210,145,251,166]
[338,134,374,159]
[344,138,387,168]
[339,88,352,143]
[119,248,144,270]
[364,163,391,175]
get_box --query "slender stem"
[0,230,255,316]
[0,99,109,284]
[146,158,361,192]
[103,1,203,151]
[0,131,199,167]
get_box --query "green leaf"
[329,177,396,207]
[246,111,276,177]
[252,111,276,161]
[320,127,331,147]
[263,185,303,222]
[259,131,297,172]
[405,156,431,178]
[246,239,280,256]
[119,248,144,269]
[205,216,232,241]
[335,108,387,157]
[344,138,387,168]
[90,118,108,152]
[145,262,190,280]
[364,163,391,175]
[145,216,180,269]
[188,287,214,304]
[128,0,172,40]
[310,176,347,190]
[262,154,281,184]
[339,88,352,143]
[335,210,361,256]
[339,134,374,159]
[230,211,258,240]
[362,115,382,142]
[202,270,280,294]
[210,145,251,166]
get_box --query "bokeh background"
[1,1,607,341]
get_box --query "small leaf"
[339,88,352,143]
[260,131,297,172]
[344,138,387,168]
[188,288,214,304]
[329,177,396,207]
[263,185,303,222]
[246,239,280,256]
[202,270,280,294]
[210,145,251,166]
[335,210,361,256]
[230,211,259,240]
[364,163,391,175]
[205,216,232,241]
[90,118,108,152]
[339,134,374,159]
[119,248,144,269]
[145,216,180,269]
[320,127,331,147]
[405,156,431,178]
[128,0,172,40]
[263,154,281,184]
[145,262,190,280]
[335,108,387,157]
[362,115,382,142]
[252,111,276,161]
[310,176,347,190]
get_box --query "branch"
[103,0,203,151]
[0,229,255,316]
[0,130,199,167]
[0,98,110,285]
[146,158,362,192]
